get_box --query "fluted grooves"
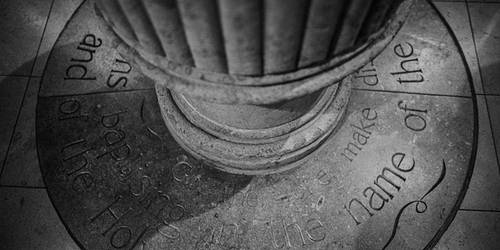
[119,0,165,56]
[98,0,138,42]
[143,0,194,66]
[98,0,398,76]
[358,0,395,44]
[263,0,309,74]
[331,0,375,55]
[177,0,228,72]
[299,0,346,68]
[218,0,262,75]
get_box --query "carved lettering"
[244,190,258,208]
[196,221,242,249]
[354,61,379,86]
[97,143,131,162]
[374,167,406,199]
[90,196,131,236]
[285,222,306,247]
[65,34,101,81]
[129,176,152,197]
[172,155,192,184]
[398,100,428,132]
[341,108,378,162]
[363,187,388,211]
[58,99,88,121]
[392,152,415,172]
[60,139,91,176]
[345,152,416,225]
[101,111,126,128]
[260,217,326,248]
[72,171,94,192]
[109,226,132,249]
[305,218,326,242]
[316,170,331,185]
[344,198,374,225]
[65,64,95,81]
[390,42,424,84]
[157,224,180,240]
[107,59,131,88]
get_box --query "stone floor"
[0,0,499,249]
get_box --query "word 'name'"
[345,152,415,225]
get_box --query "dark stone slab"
[352,1,473,98]
[36,0,478,249]
[37,90,251,249]
[38,0,154,97]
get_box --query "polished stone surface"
[469,2,500,95]
[0,0,499,249]
[0,187,79,250]
[0,77,28,178]
[460,96,500,211]
[434,1,483,94]
[0,78,43,187]
[34,1,476,249]
[0,0,52,76]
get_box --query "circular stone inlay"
[36,1,477,249]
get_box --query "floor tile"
[433,0,466,2]
[0,1,498,248]
[0,77,29,179]
[38,0,155,97]
[434,1,484,94]
[469,3,500,94]
[0,0,52,76]
[461,96,500,210]
[435,210,500,250]
[486,95,500,176]
[33,0,84,76]
[0,187,79,250]
[1,78,44,187]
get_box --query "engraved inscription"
[107,58,132,88]
[345,152,415,225]
[390,42,424,84]
[36,1,477,248]
[341,108,378,162]
[354,60,379,86]
[65,34,101,81]
[258,217,327,249]
[195,221,244,249]
[397,100,428,132]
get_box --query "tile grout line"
[0,0,56,182]
[477,93,500,96]
[434,0,500,3]
[0,74,41,78]
[352,87,472,99]
[465,0,500,176]
[0,184,47,190]
[459,208,500,213]
[38,88,155,99]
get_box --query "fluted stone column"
[95,0,413,174]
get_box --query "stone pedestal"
[35,1,479,248]
[95,0,413,174]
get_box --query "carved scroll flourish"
[382,160,447,250]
